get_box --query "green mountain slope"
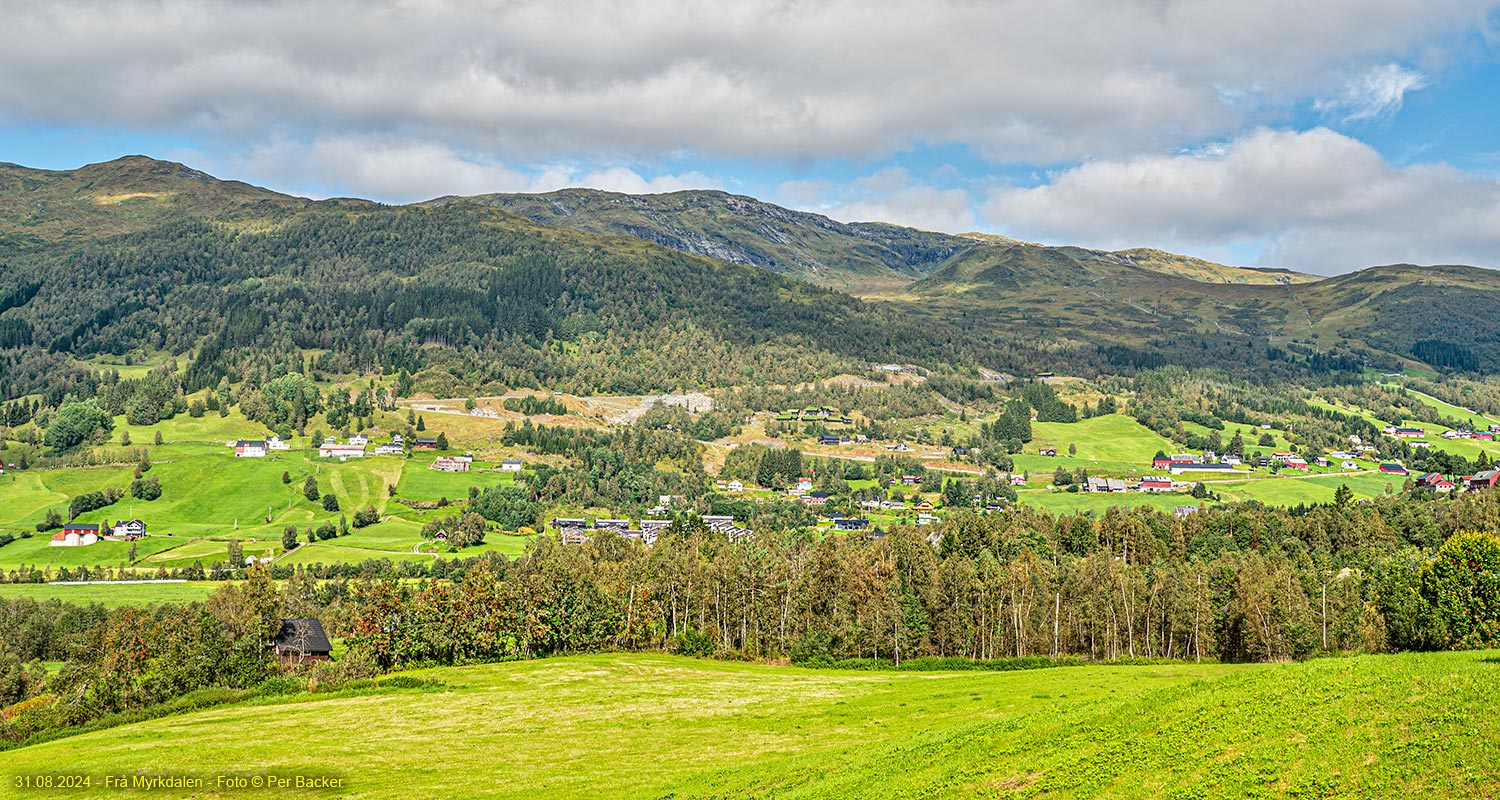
[428,188,974,293]
[2,156,1498,397]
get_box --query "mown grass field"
[0,581,220,607]
[2,651,1496,799]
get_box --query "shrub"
[322,494,340,512]
[129,475,162,501]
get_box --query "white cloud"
[983,127,1500,273]
[0,1,1491,164]
[1315,63,1430,123]
[786,167,977,233]
[224,136,716,203]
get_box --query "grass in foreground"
[3,651,1497,799]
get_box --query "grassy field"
[1030,414,1177,467]
[0,581,220,607]
[2,651,1497,798]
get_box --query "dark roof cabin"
[272,618,333,665]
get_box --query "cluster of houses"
[48,519,147,547]
[777,406,853,425]
[552,515,754,545]
[228,433,447,460]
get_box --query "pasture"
[2,651,1496,799]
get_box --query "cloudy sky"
[1,0,1497,274]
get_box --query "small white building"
[348,433,369,446]
[374,443,404,455]
[500,459,523,472]
[266,436,291,451]
[727,480,744,492]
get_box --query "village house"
[1039,447,1058,457]
[727,480,744,492]
[559,527,592,545]
[1152,455,1172,470]
[318,442,366,459]
[900,475,920,486]
[1468,470,1500,491]
[595,519,631,531]
[1008,473,1027,486]
[109,519,146,539]
[833,517,871,531]
[1169,462,1235,475]
[885,443,911,452]
[348,433,368,446]
[266,436,291,451]
[817,434,842,446]
[915,499,935,511]
[1174,506,1199,518]
[1138,476,1174,492]
[49,523,99,547]
[1379,463,1410,476]
[1416,472,1457,493]
[1086,477,1128,493]
[551,517,586,529]
[1476,432,1496,442]
[1342,460,1359,469]
[802,491,830,506]
[429,456,470,472]
[797,477,814,491]
[374,442,403,455]
[233,439,267,458]
[272,619,333,666]
[413,437,439,450]
[500,459,523,472]
[1391,427,1425,438]
[916,512,940,526]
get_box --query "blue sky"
[1,1,1497,274]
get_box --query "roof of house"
[62,523,99,531]
[273,619,332,655]
[234,439,266,447]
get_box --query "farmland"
[2,651,1496,799]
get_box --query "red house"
[1152,456,1171,470]
[1469,470,1500,491]
[1379,463,1409,476]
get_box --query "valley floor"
[3,651,1497,799]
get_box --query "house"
[797,477,814,491]
[1039,447,1058,457]
[413,437,439,450]
[727,480,744,492]
[272,619,333,666]
[266,436,291,451]
[1282,458,1309,470]
[715,480,727,489]
[833,517,871,531]
[900,475,921,486]
[1007,473,1027,486]
[318,443,366,459]
[915,499,935,511]
[916,512,940,526]
[1476,432,1496,442]
[1378,463,1409,476]
[1412,440,1431,450]
[559,527,592,545]
[348,433,368,446]
[1138,476,1174,492]
[817,434,842,446]
[500,459,523,472]
[551,517,587,529]
[1468,470,1500,491]
[885,443,911,452]
[1416,472,1457,493]
[1174,506,1199,518]
[1221,455,1243,466]
[1394,427,1425,438]
[109,519,146,539]
[803,491,830,506]
[1330,451,1357,459]
[1085,477,1126,493]
[429,456,470,472]
[1152,456,1172,470]
[1170,454,1199,466]
[1342,460,1359,469]
[374,442,404,455]
[233,439,267,458]
[49,523,99,547]
[595,519,631,531]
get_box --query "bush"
[1422,531,1500,649]
[129,475,162,501]
[322,494,340,512]
[352,506,380,528]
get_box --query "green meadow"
[2,651,1496,799]
[0,580,220,607]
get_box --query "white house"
[348,433,369,446]
[110,519,146,539]
[727,480,744,492]
[374,443,404,455]
[266,436,291,451]
[233,440,267,458]
[500,459,523,472]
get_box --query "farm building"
[49,524,99,547]
[1138,476,1174,492]
[1416,473,1456,492]
[430,457,470,472]
[318,443,366,459]
[500,459,523,472]
[1469,470,1500,491]
[414,438,439,450]
[272,619,333,666]
[374,442,404,455]
[1379,463,1410,475]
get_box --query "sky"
[0,1,1497,274]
